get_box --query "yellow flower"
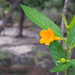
[40,28,61,45]
[60,58,66,63]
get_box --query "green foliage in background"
[0,50,5,60]
[33,50,45,64]
[0,0,75,23]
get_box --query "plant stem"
[60,0,69,45]
[65,31,69,75]
[65,69,68,75]
[66,40,69,59]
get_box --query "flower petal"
[45,40,51,45]
[40,30,49,38]
[40,38,47,44]
[48,28,54,37]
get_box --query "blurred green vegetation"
[0,50,6,60]
[0,0,75,24]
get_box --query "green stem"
[65,69,68,75]
[65,32,69,75]
[66,41,69,59]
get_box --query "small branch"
[60,0,69,45]
[18,0,25,37]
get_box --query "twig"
[60,0,69,45]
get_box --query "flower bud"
[60,58,66,63]
[74,43,75,47]
[66,25,69,29]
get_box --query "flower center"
[49,37,54,42]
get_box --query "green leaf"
[70,59,75,68]
[61,13,68,26]
[49,41,66,63]
[20,4,62,37]
[69,15,75,29]
[50,63,71,72]
[68,24,75,46]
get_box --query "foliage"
[0,0,75,23]
[68,24,75,46]
[0,50,5,59]
[50,63,71,72]
[21,4,75,75]
[61,13,68,26]
[50,0,63,8]
[49,41,66,63]
[23,0,49,9]
[69,15,75,29]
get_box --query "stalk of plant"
[65,27,69,75]
[20,4,75,75]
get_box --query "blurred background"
[0,0,75,75]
